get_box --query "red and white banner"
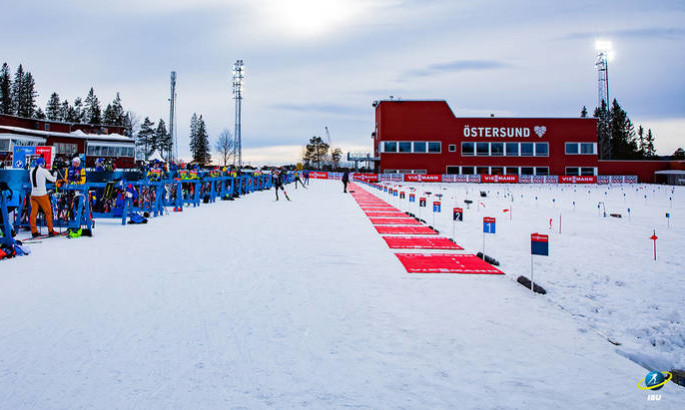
[420,174,442,182]
[353,173,379,182]
[403,174,420,182]
[309,172,329,179]
[481,175,519,183]
[559,176,597,184]
[35,146,53,169]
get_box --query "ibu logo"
[534,126,547,138]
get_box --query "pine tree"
[73,97,84,123]
[46,92,61,120]
[23,72,38,118]
[672,147,685,160]
[155,119,172,159]
[11,64,25,117]
[35,107,46,119]
[303,136,330,169]
[0,63,13,114]
[593,100,611,159]
[84,87,102,125]
[580,106,588,118]
[636,125,645,158]
[645,129,656,158]
[136,117,156,160]
[189,114,211,165]
[608,99,637,159]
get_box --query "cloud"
[407,60,512,77]
[562,27,685,41]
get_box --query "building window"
[581,167,596,176]
[565,167,580,176]
[476,142,489,156]
[461,166,475,175]
[448,144,456,152]
[491,142,504,156]
[398,141,412,153]
[565,143,579,154]
[446,166,460,174]
[477,166,489,175]
[505,167,519,175]
[580,143,595,154]
[535,167,549,176]
[55,143,78,156]
[506,142,519,156]
[383,141,397,153]
[428,142,441,153]
[535,143,549,156]
[44,124,50,131]
[413,142,426,153]
[462,142,474,156]
[521,167,534,175]
[520,143,534,156]
[491,167,504,175]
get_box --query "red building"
[372,100,684,182]
[0,114,135,168]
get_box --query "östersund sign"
[463,125,547,138]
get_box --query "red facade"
[373,100,599,177]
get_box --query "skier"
[303,170,310,185]
[94,158,105,172]
[342,170,350,193]
[28,157,59,238]
[273,168,290,201]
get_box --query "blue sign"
[531,233,549,256]
[433,201,441,213]
[483,217,496,234]
[12,146,35,169]
[409,194,415,203]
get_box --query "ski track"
[0,180,683,409]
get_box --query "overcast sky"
[3,0,684,164]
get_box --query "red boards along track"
[394,253,503,274]
[375,225,439,235]
[382,236,463,250]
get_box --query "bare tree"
[331,147,343,169]
[215,129,234,166]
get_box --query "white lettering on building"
[463,125,534,138]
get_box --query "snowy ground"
[1,180,683,409]
[373,181,685,374]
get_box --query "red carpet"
[394,253,503,274]
[375,226,439,235]
[382,236,463,250]
[369,218,422,226]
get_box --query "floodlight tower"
[595,41,611,109]
[169,71,177,162]
[232,60,245,167]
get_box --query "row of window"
[461,142,548,157]
[565,142,596,155]
[86,145,136,158]
[565,167,597,176]
[380,140,598,157]
[54,143,78,156]
[446,166,550,176]
[381,141,441,153]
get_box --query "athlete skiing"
[28,157,59,238]
[273,168,290,201]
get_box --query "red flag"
[480,202,486,208]
[503,209,510,213]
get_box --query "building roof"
[0,125,134,143]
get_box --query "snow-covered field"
[371,180,685,374]
[1,180,683,409]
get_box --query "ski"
[18,231,69,242]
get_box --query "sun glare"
[263,0,359,38]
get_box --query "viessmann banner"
[481,175,519,183]
[559,176,597,184]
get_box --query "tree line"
[584,98,682,160]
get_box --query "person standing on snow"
[28,157,59,238]
[342,170,350,193]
